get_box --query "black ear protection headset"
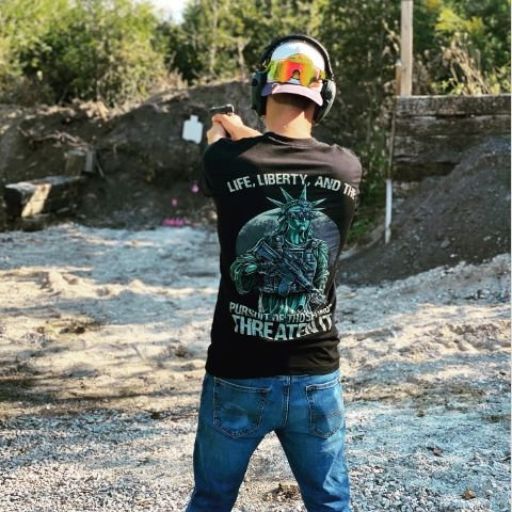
[250,33,336,124]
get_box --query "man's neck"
[265,112,313,139]
[265,120,312,139]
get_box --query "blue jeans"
[186,369,351,511]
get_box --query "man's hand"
[206,121,228,145]
[211,113,262,141]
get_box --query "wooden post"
[400,0,414,96]
[385,1,414,244]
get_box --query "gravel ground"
[0,224,510,511]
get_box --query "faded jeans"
[185,369,351,511]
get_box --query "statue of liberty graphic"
[230,186,330,316]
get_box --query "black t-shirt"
[201,131,362,378]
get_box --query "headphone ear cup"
[251,71,267,116]
[315,79,336,123]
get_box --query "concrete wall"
[393,94,510,180]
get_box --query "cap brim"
[261,82,323,107]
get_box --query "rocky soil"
[0,223,509,511]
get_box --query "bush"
[0,0,169,105]
[415,0,511,95]
[0,0,68,102]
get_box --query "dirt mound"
[77,81,263,228]
[0,81,262,230]
[339,136,510,284]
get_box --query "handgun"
[209,103,235,116]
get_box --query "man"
[186,34,362,512]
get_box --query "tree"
[1,0,169,105]
[166,0,326,83]
[317,0,401,213]
[415,0,511,95]
[0,0,69,99]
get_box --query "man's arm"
[203,112,263,194]
[206,113,262,144]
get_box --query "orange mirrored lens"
[267,54,325,86]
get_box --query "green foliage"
[316,0,400,226]
[0,0,68,98]
[415,0,511,95]
[0,0,168,105]
[165,0,326,82]
[3,0,508,105]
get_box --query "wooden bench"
[4,175,85,219]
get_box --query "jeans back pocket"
[213,377,271,438]
[306,376,344,438]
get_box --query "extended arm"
[206,113,262,145]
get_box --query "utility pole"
[400,0,414,96]
[386,0,414,244]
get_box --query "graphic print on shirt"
[229,185,340,341]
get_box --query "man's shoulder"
[205,135,264,152]
[203,135,264,164]
[330,144,361,167]
[308,138,361,167]
[328,144,363,190]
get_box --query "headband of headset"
[251,33,336,123]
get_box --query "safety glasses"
[266,53,326,87]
